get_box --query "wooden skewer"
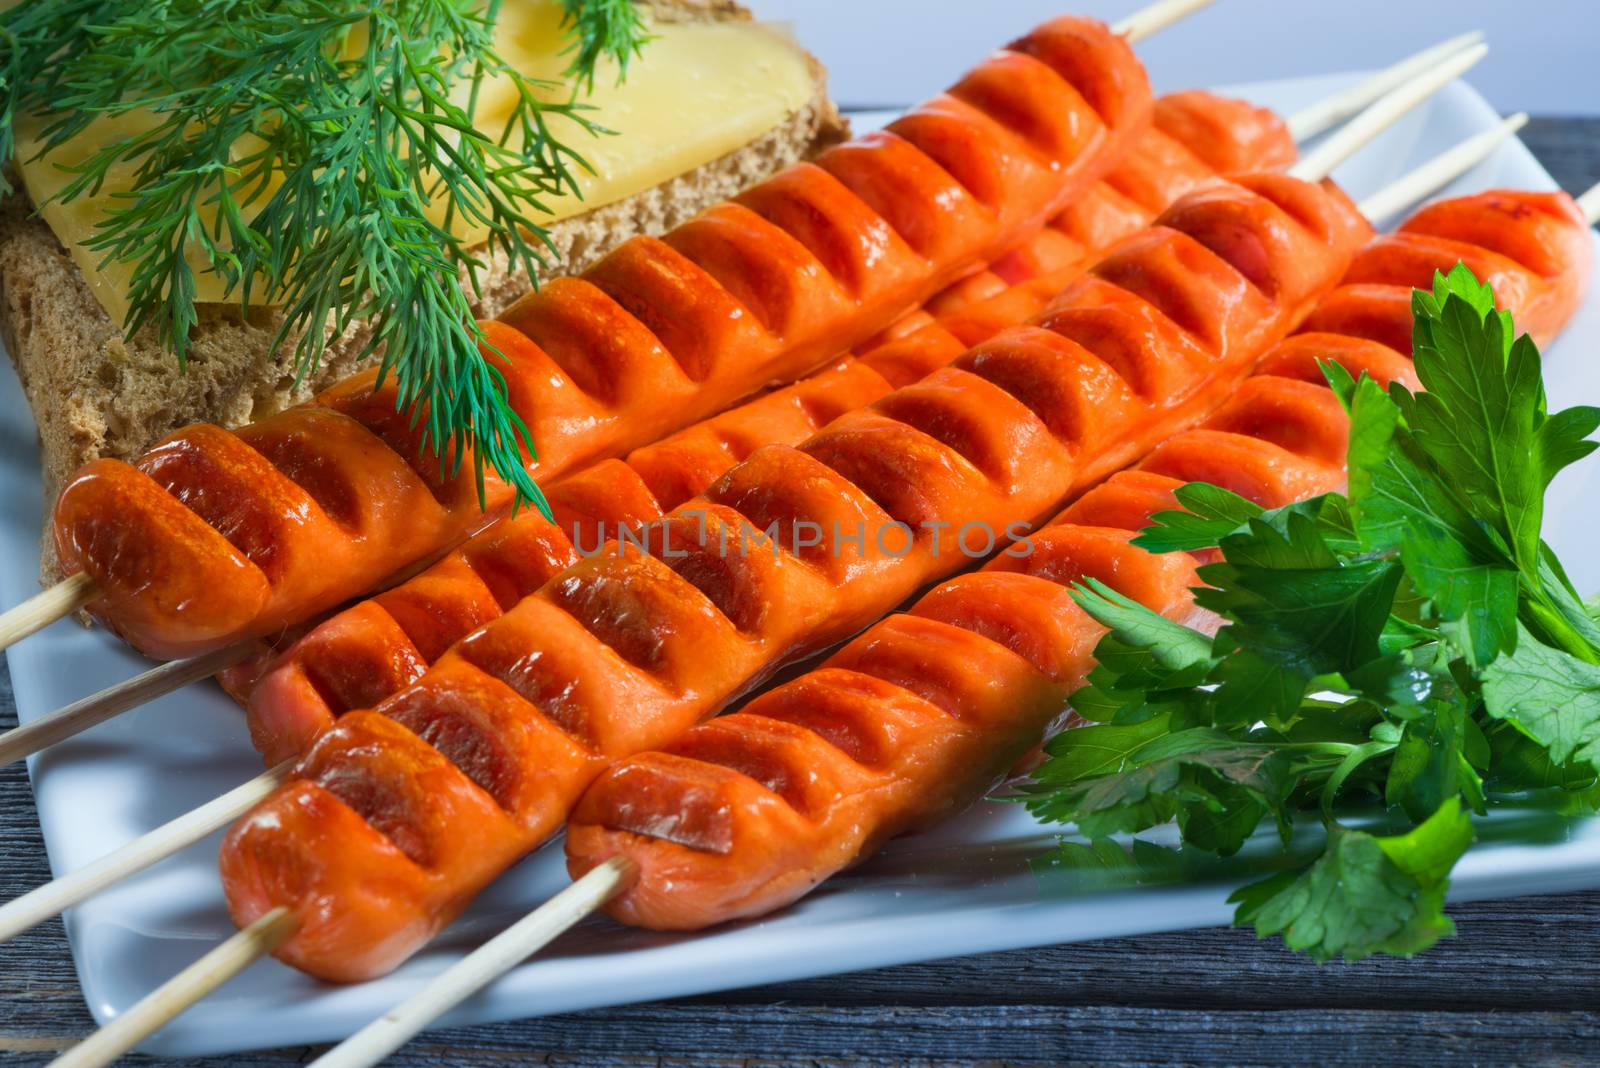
[1290,43,1488,182]
[1357,112,1528,223]
[0,761,292,945]
[1112,0,1215,44]
[1285,31,1485,142]
[0,643,251,768]
[309,858,635,1068]
[0,572,96,653]
[1577,180,1600,226]
[50,907,297,1068]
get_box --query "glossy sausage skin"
[54,17,1153,660]
[242,356,899,765]
[907,90,1294,336]
[569,493,1205,929]
[220,175,1370,981]
[235,90,1301,766]
[566,190,1594,930]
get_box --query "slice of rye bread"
[0,0,845,584]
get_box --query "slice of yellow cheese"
[14,2,816,324]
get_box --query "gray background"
[746,0,1598,114]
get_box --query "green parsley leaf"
[1133,482,1263,554]
[1483,720,1598,794]
[1030,264,1600,962]
[1398,522,1519,668]
[1482,623,1600,769]
[1026,728,1290,852]
[1384,699,1474,821]
[1028,758,1180,837]
[1230,798,1472,961]
[1209,645,1306,728]
[1070,579,1215,673]
[1408,267,1545,573]
[1196,512,1402,679]
[1025,716,1177,794]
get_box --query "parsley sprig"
[0,0,655,516]
[1020,265,1600,961]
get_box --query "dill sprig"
[561,0,655,91]
[0,0,656,516]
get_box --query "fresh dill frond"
[561,0,656,91]
[0,0,657,516]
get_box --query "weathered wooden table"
[3,120,1598,1068]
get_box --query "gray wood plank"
[3,118,1598,1068]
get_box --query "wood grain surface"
[2,118,1598,1068]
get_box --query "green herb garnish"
[0,0,656,516]
[1020,264,1600,961]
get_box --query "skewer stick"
[0,572,96,653]
[281,102,1523,1068]
[50,907,296,1068]
[309,858,635,1068]
[1290,43,1489,182]
[1112,0,1215,44]
[1285,31,1485,142]
[1577,180,1600,226]
[1357,112,1528,223]
[0,643,250,768]
[0,762,291,946]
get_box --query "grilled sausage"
[911,90,1294,332]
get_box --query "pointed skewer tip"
[1289,42,1489,183]
[1113,0,1216,45]
[1284,29,1489,142]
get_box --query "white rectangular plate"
[5,72,1600,1058]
